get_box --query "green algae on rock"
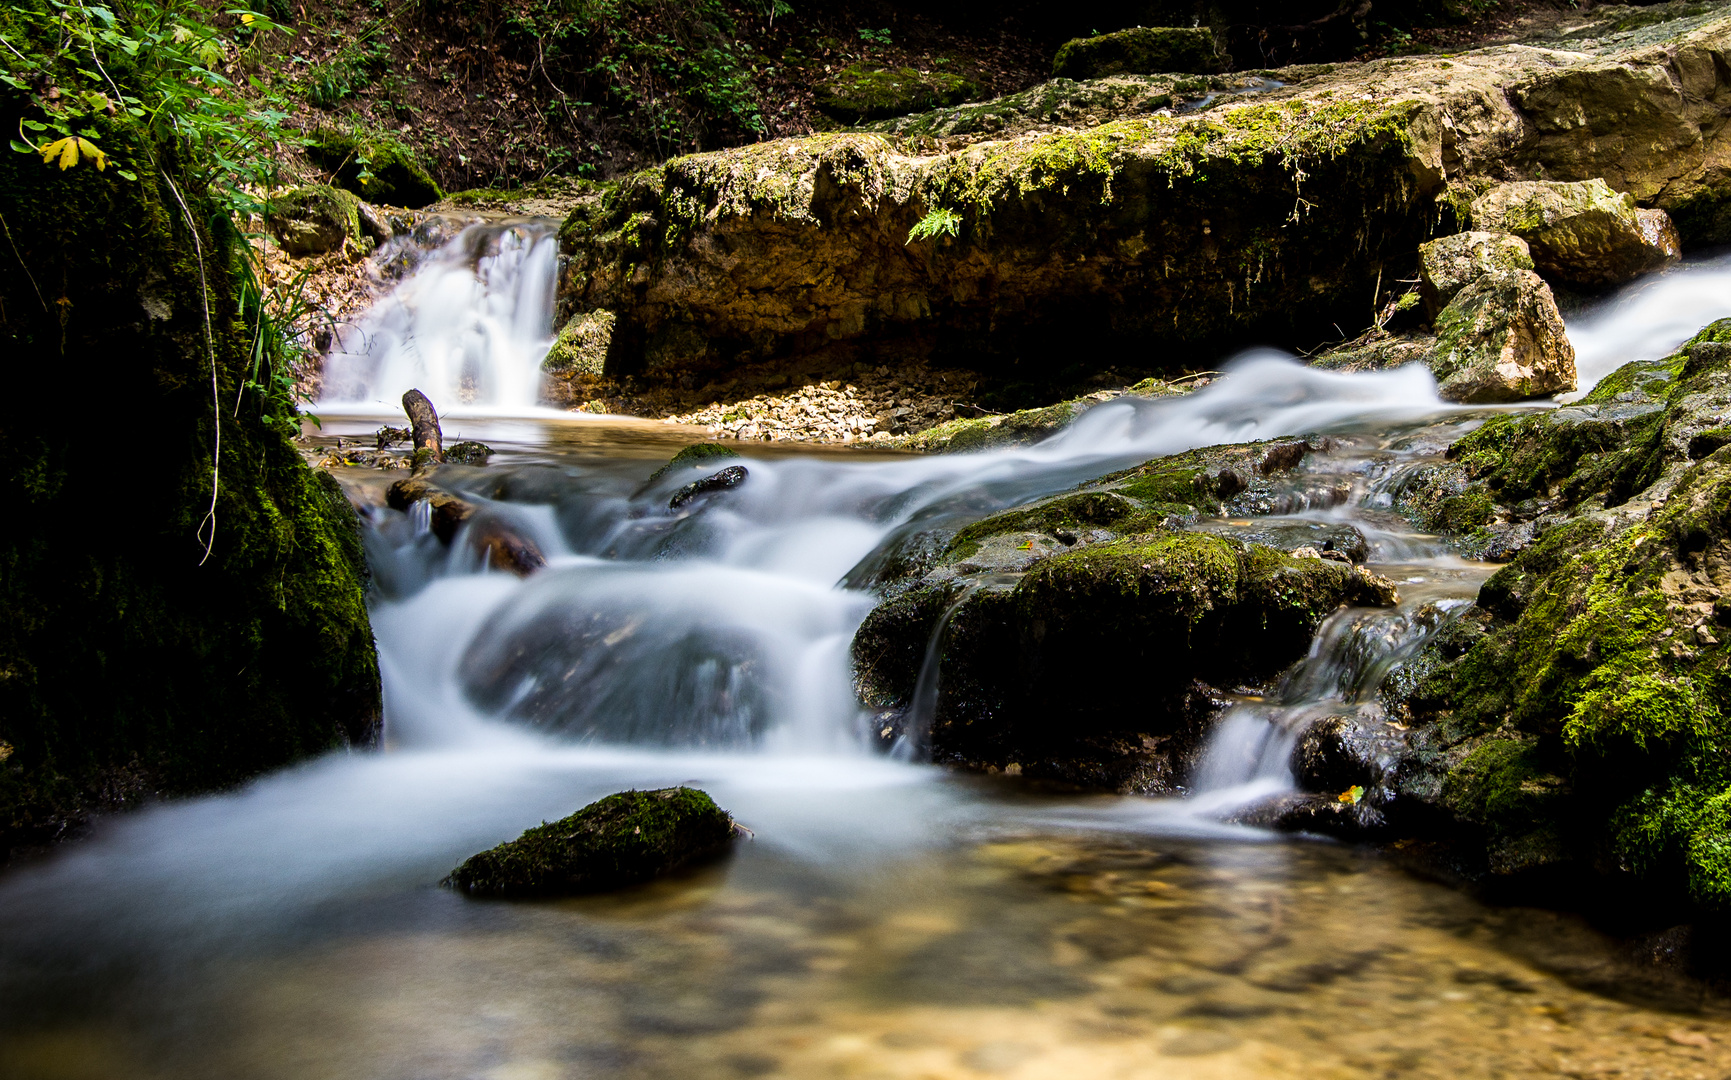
[815,64,980,122]
[1418,231,1536,317]
[0,121,380,858]
[645,442,743,483]
[445,787,740,897]
[1429,267,1576,403]
[1052,27,1228,80]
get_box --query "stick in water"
[402,388,444,467]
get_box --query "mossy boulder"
[1311,320,1731,909]
[852,529,1397,791]
[1052,27,1228,80]
[1418,230,1535,317]
[815,64,980,122]
[1429,267,1576,403]
[559,23,1731,392]
[266,184,366,257]
[306,129,442,208]
[0,119,380,857]
[1469,179,1680,288]
[444,788,739,897]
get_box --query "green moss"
[815,64,980,122]
[946,490,1143,552]
[1441,737,1564,832]
[0,117,380,855]
[306,127,442,207]
[265,184,365,257]
[444,787,737,896]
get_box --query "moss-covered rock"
[1052,27,1228,80]
[815,64,980,122]
[558,21,1731,392]
[1418,230,1535,317]
[851,528,1396,791]
[306,128,442,208]
[1429,267,1576,403]
[0,118,380,857]
[266,184,366,257]
[444,787,738,896]
[1469,179,1681,287]
[1330,319,1731,909]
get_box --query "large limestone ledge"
[553,7,1731,387]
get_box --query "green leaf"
[116,168,138,181]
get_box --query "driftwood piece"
[402,388,443,467]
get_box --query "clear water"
[5,233,1730,1080]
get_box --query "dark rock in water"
[386,475,475,542]
[646,442,741,484]
[468,517,546,577]
[670,465,749,509]
[1292,713,1406,793]
[1052,27,1227,80]
[443,441,494,465]
[852,531,1399,792]
[1195,520,1370,564]
[445,787,740,897]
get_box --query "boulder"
[1418,231,1535,317]
[1469,179,1680,288]
[815,64,980,122]
[1052,27,1228,80]
[306,129,442,208]
[1430,268,1576,403]
[852,530,1398,791]
[444,788,739,897]
[266,184,365,257]
[558,19,1731,393]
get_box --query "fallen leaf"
[1338,785,1365,805]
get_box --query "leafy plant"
[907,206,961,243]
[857,26,891,47]
[2,0,298,217]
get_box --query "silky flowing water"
[6,225,1731,1079]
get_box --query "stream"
[6,223,1731,1079]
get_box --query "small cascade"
[319,220,560,412]
[1186,600,1466,813]
[890,581,989,762]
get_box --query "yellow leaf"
[56,138,79,170]
[241,12,256,23]
[76,138,106,170]
[1338,785,1365,805]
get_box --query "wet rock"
[1195,520,1369,563]
[468,517,546,576]
[815,64,980,122]
[851,531,1398,792]
[386,474,475,541]
[443,441,494,465]
[444,787,739,897]
[1052,27,1227,80]
[669,464,749,509]
[1469,180,1680,288]
[542,309,616,407]
[646,442,741,484]
[1292,713,1406,792]
[1430,268,1576,403]
[266,184,367,257]
[1418,231,1535,317]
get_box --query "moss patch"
[1052,27,1227,80]
[815,64,980,122]
[306,128,442,208]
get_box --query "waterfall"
[318,220,560,412]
